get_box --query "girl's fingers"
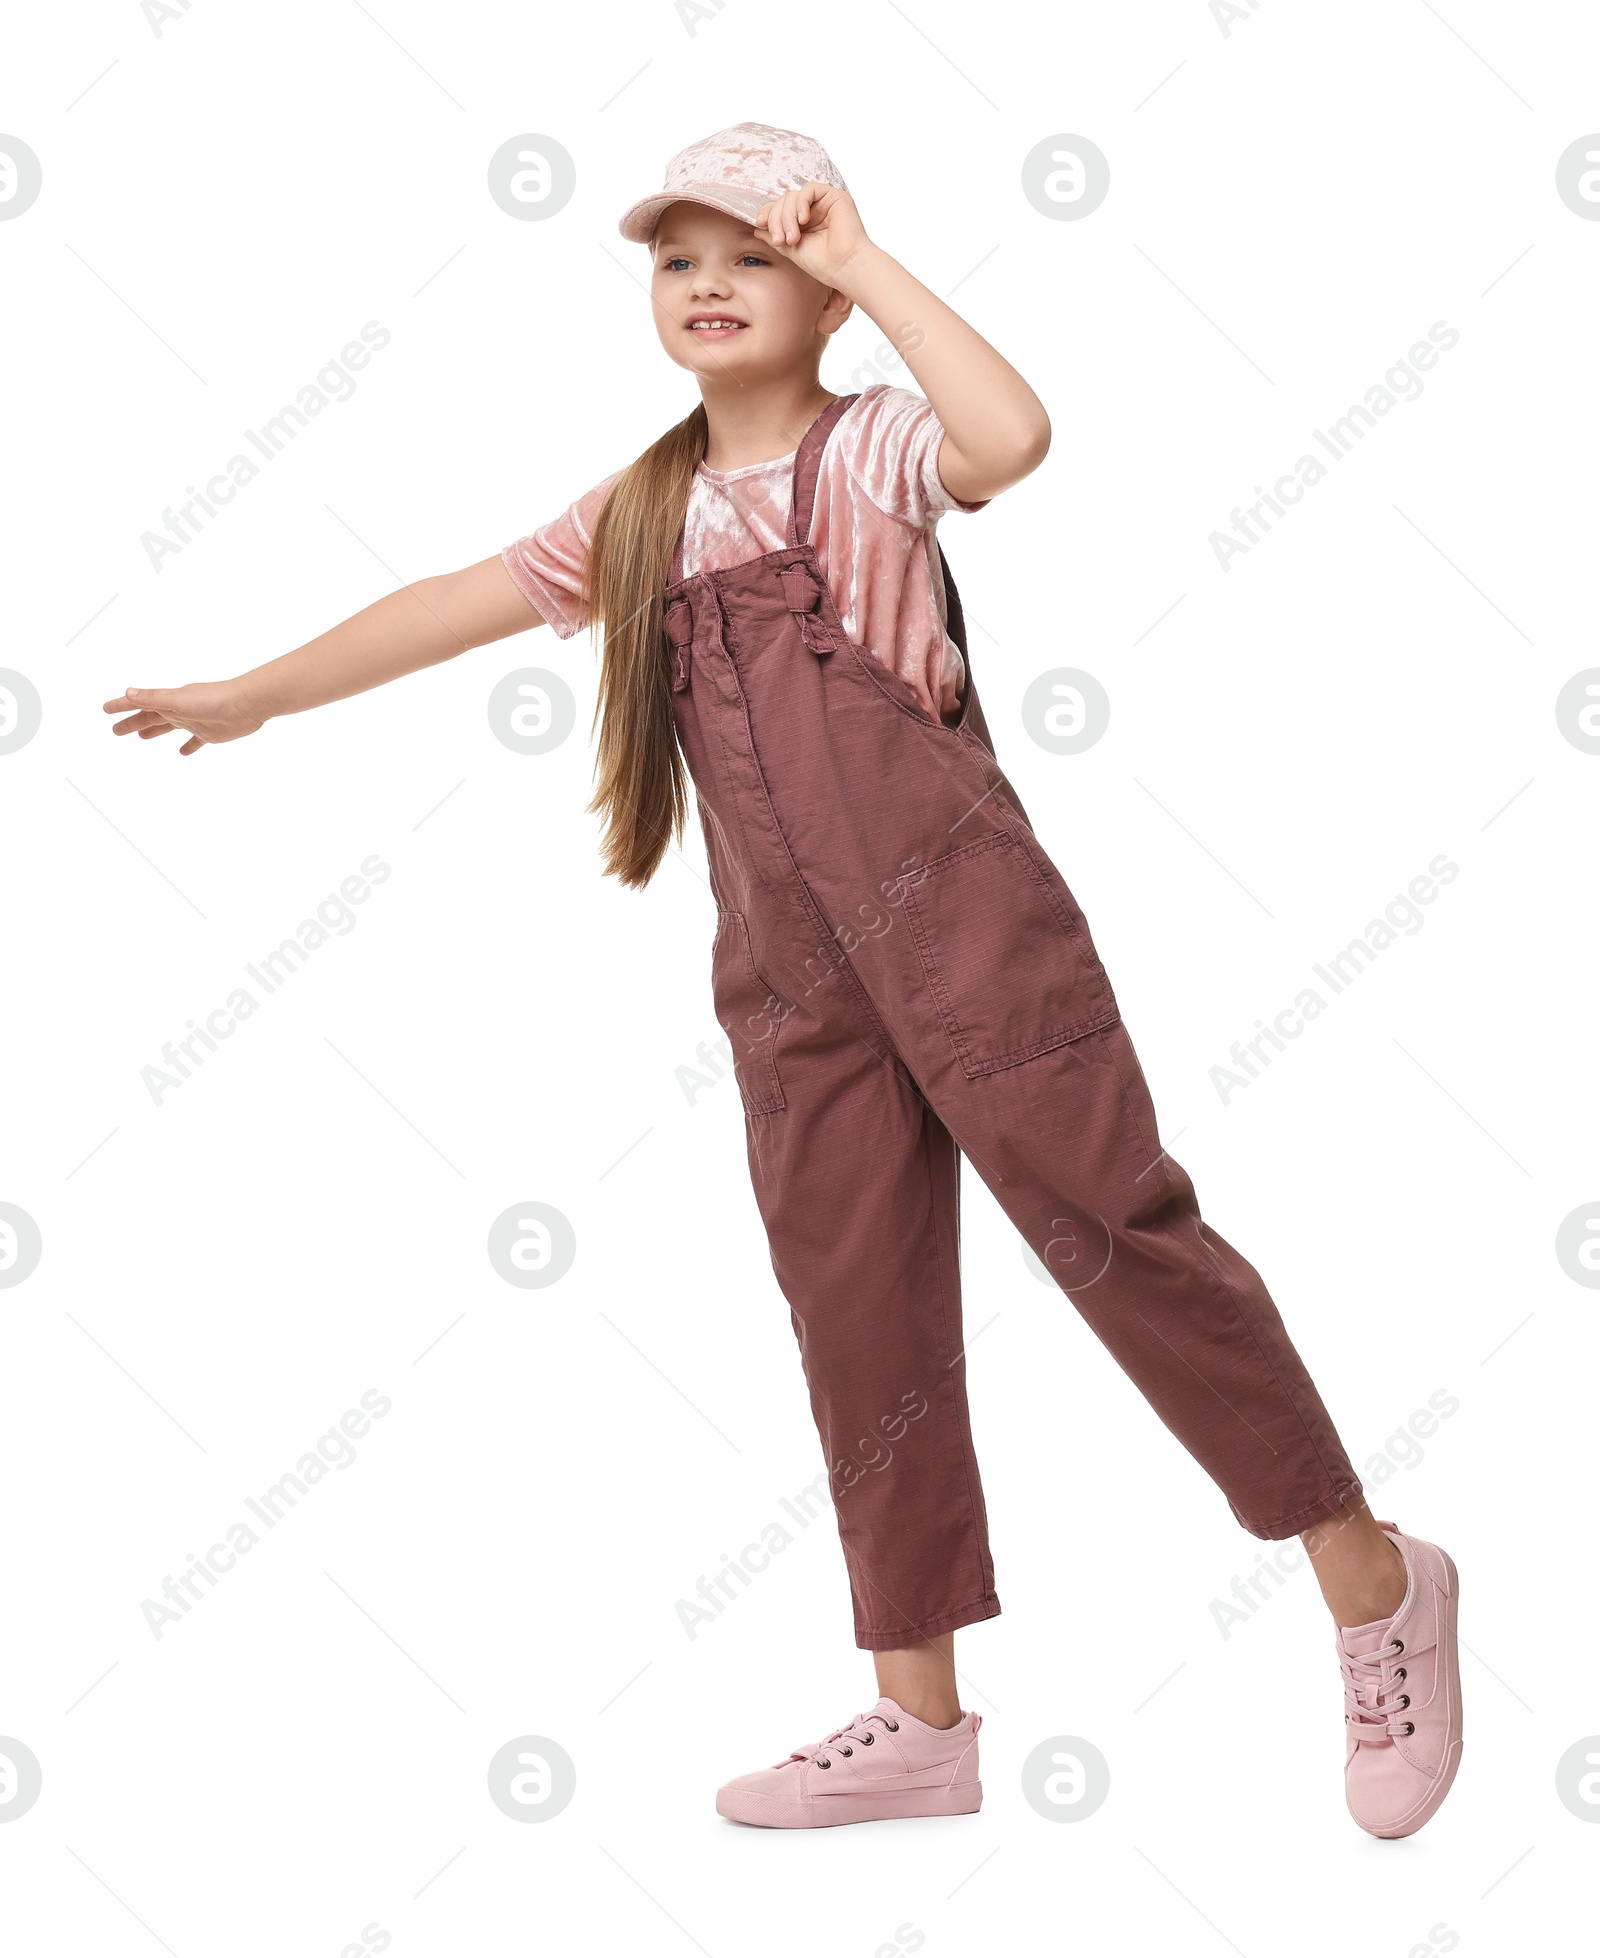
[757,182,836,250]
[105,695,214,748]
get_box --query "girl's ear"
[818,288,854,337]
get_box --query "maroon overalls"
[666,395,1361,1650]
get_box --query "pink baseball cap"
[618,120,847,244]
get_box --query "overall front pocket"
[710,909,786,1114]
[898,830,1120,1078]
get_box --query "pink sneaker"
[1337,1521,1463,1838]
[716,1697,982,1828]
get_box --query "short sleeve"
[501,474,619,639]
[836,385,987,529]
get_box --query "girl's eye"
[737,254,767,267]
[663,256,691,272]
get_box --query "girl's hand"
[752,183,873,287]
[103,680,265,756]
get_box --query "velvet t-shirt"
[500,385,980,726]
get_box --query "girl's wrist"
[829,236,890,299]
[233,667,286,722]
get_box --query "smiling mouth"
[687,318,747,332]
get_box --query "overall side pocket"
[898,831,1120,1079]
[710,909,786,1114]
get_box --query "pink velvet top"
[501,386,982,727]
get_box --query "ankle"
[1324,1536,1408,1628]
[872,1631,960,1731]
[892,1691,963,1729]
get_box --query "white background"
[4,1,1597,1952]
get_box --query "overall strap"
[668,391,861,588]
[786,393,861,548]
[937,543,969,659]
[937,539,992,744]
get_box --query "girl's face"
[649,202,851,385]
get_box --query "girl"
[104,122,1461,1838]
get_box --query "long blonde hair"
[584,403,708,889]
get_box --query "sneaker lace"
[1339,1636,1414,1742]
[782,1707,902,1771]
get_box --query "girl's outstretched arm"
[754,184,1051,504]
[104,556,541,755]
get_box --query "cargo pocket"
[898,830,1119,1079]
[710,910,786,1114]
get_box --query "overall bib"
[666,395,1361,1650]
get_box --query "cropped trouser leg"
[731,990,1000,1651]
[913,1010,1365,1548]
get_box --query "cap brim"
[618,183,770,244]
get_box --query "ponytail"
[584,403,708,889]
